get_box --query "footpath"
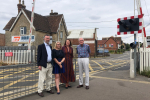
[16,66,150,100]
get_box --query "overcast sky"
[0,0,150,43]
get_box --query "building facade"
[3,1,68,49]
[97,37,118,51]
[0,33,5,46]
[67,29,98,57]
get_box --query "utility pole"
[28,0,36,63]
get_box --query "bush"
[140,70,150,78]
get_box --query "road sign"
[5,52,13,57]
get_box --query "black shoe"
[38,92,44,97]
[77,85,83,88]
[65,87,68,89]
[57,92,60,95]
[47,90,54,94]
[68,85,72,88]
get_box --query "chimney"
[17,0,26,14]
[50,10,58,15]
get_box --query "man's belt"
[47,61,52,63]
[79,57,88,58]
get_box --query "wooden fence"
[0,46,36,64]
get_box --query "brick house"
[97,37,118,51]
[102,36,123,49]
[0,33,5,46]
[3,1,68,48]
[67,29,98,57]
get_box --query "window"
[101,45,103,47]
[105,44,107,47]
[111,45,113,47]
[60,31,63,38]
[99,45,100,48]
[20,27,26,35]
[109,44,111,47]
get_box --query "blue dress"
[52,49,65,74]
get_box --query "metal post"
[75,59,76,81]
[134,33,137,76]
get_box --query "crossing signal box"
[117,15,143,35]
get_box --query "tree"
[121,45,124,49]
[126,43,130,50]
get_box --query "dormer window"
[20,27,26,35]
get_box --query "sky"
[0,0,150,44]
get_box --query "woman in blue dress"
[52,41,65,94]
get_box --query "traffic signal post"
[117,15,143,78]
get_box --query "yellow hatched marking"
[91,60,105,69]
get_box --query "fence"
[139,48,150,72]
[0,46,36,64]
[0,59,77,100]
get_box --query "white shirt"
[44,42,52,62]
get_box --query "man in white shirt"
[37,34,54,97]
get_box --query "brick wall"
[104,38,118,51]
[0,34,5,46]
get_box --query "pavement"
[15,65,150,100]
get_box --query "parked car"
[97,49,104,56]
[104,49,110,56]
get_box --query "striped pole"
[136,0,147,48]
[28,0,35,50]
[28,0,36,62]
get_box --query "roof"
[3,17,16,31]
[3,9,65,34]
[67,29,95,39]
[97,40,107,45]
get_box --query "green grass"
[140,70,150,78]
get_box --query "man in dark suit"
[37,34,54,97]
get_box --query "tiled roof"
[3,9,63,33]
[3,17,16,30]
[97,40,107,44]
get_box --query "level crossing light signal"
[117,15,143,35]
[130,42,137,49]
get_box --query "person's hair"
[78,37,84,41]
[64,39,72,46]
[54,41,62,50]
[43,34,50,39]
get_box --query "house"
[102,36,123,49]
[3,0,68,48]
[67,28,98,57]
[97,37,118,51]
[0,33,5,46]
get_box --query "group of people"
[37,34,90,97]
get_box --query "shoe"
[85,86,89,89]
[38,92,44,97]
[47,90,54,94]
[57,92,60,95]
[68,85,72,88]
[65,87,68,89]
[77,85,83,88]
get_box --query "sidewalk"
[15,68,150,100]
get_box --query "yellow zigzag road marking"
[0,70,39,92]
[0,67,32,80]
[89,63,94,71]
[91,60,105,69]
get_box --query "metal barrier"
[0,59,77,100]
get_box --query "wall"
[0,34,5,46]
[104,38,118,51]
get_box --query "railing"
[0,59,77,100]
[0,46,36,64]
[139,48,150,72]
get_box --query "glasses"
[79,40,84,41]
[57,44,61,45]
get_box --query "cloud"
[0,0,150,44]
